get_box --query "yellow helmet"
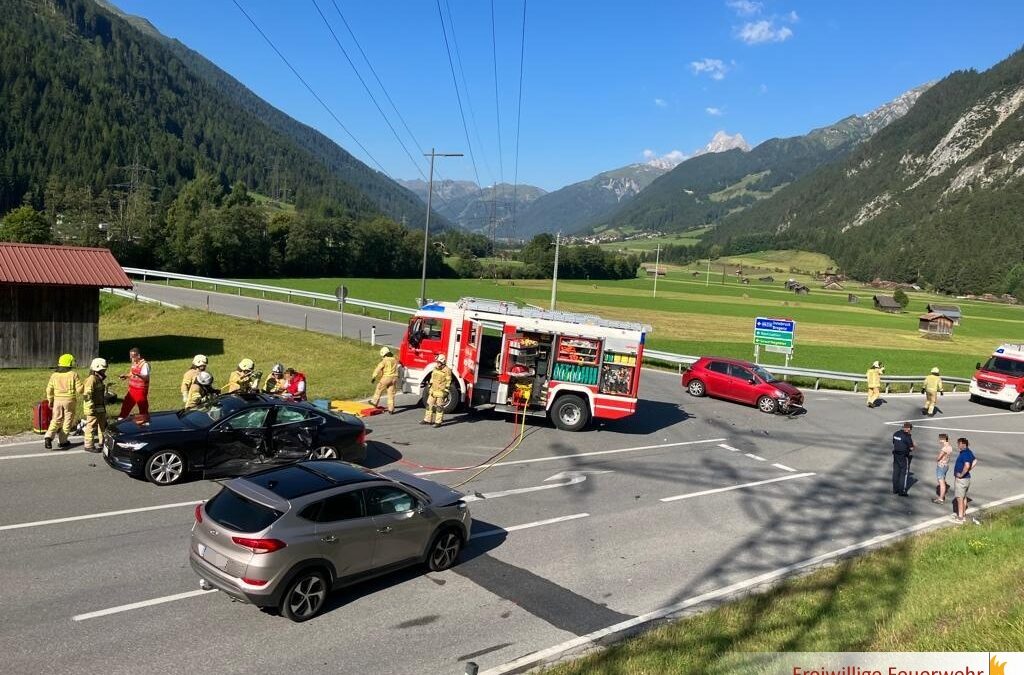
[58,354,75,368]
[90,358,107,371]
[238,358,255,372]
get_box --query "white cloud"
[759,83,769,94]
[787,10,799,22]
[705,106,723,116]
[643,149,688,170]
[654,98,668,108]
[726,0,762,16]
[690,58,729,80]
[736,20,793,44]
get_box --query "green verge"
[0,295,378,436]
[544,505,1024,674]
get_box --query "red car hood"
[773,381,803,400]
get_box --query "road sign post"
[753,317,795,366]
[335,285,348,339]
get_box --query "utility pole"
[420,148,463,306]
[550,231,561,310]
[706,258,711,287]
[653,244,661,298]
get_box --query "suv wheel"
[426,529,462,572]
[280,570,328,622]
[145,450,186,486]
[551,394,589,431]
[757,396,778,414]
[687,379,706,397]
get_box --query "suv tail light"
[357,429,367,446]
[194,504,203,523]
[232,537,286,554]
[242,577,269,586]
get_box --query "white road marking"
[70,513,590,621]
[893,424,1024,435]
[72,589,217,622]
[462,471,611,503]
[0,439,50,449]
[660,473,815,502]
[884,411,1022,425]
[469,513,590,540]
[772,463,797,473]
[0,500,203,532]
[481,490,1024,675]
[414,438,727,477]
[744,453,767,462]
[718,444,741,452]
[0,450,87,460]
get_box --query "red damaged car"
[682,357,803,414]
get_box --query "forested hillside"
[0,0,429,226]
[603,85,929,234]
[714,47,1024,296]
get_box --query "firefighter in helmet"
[264,363,286,394]
[371,347,399,414]
[186,371,220,410]
[224,358,259,394]
[923,367,944,416]
[181,354,209,403]
[866,360,884,408]
[421,354,453,428]
[82,358,109,453]
[44,353,82,450]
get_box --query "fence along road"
[121,268,971,390]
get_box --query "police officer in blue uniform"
[891,422,915,496]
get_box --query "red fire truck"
[397,298,651,431]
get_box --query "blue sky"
[112,0,1024,191]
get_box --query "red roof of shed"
[0,243,134,288]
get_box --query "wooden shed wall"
[0,284,99,368]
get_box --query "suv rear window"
[206,489,282,533]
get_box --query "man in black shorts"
[891,422,915,496]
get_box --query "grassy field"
[0,295,378,436]
[235,266,1024,378]
[544,504,1024,674]
[598,228,712,252]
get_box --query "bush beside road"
[544,504,1024,674]
[0,295,378,436]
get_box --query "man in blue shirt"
[952,437,977,524]
[891,422,915,496]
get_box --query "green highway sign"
[753,316,796,353]
[754,328,794,343]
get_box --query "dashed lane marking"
[0,501,203,532]
[744,453,767,462]
[0,450,86,460]
[772,463,797,473]
[718,444,741,452]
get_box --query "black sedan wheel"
[308,446,338,459]
[145,450,186,486]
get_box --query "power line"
[489,0,504,250]
[443,0,495,185]
[228,0,389,176]
[510,0,528,243]
[310,0,429,181]
[435,0,482,190]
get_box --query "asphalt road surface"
[2,370,1022,674]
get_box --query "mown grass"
[597,229,712,252]
[544,505,1024,674]
[0,295,378,436]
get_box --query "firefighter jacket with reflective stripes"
[373,356,399,381]
[866,367,882,389]
[428,366,452,396]
[924,374,944,393]
[181,367,200,398]
[46,370,81,402]
[82,373,107,415]
[224,370,258,394]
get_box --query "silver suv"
[190,460,471,621]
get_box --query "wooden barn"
[918,312,954,339]
[848,293,860,303]
[926,303,962,325]
[873,294,903,313]
[0,243,133,368]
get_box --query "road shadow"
[308,519,506,619]
[101,335,225,361]
[364,441,402,469]
[598,399,692,435]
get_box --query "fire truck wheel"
[420,381,461,414]
[1011,396,1024,413]
[551,394,590,432]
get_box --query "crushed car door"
[205,407,271,472]
[268,406,321,462]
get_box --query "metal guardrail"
[120,268,973,393]
[121,267,416,321]
[102,287,181,309]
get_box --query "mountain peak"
[697,131,751,156]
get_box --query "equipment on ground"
[32,400,52,434]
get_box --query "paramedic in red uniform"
[282,367,307,401]
[119,347,151,418]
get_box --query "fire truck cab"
[398,298,651,431]
[970,344,1024,412]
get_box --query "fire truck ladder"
[456,297,651,333]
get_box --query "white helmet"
[930,367,940,374]
[90,358,107,372]
[196,371,214,386]
[435,354,446,365]
[238,358,255,372]
[871,361,881,369]
[271,363,284,375]
[380,347,392,357]
[192,354,208,367]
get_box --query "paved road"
[2,371,1022,674]
[132,281,407,346]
